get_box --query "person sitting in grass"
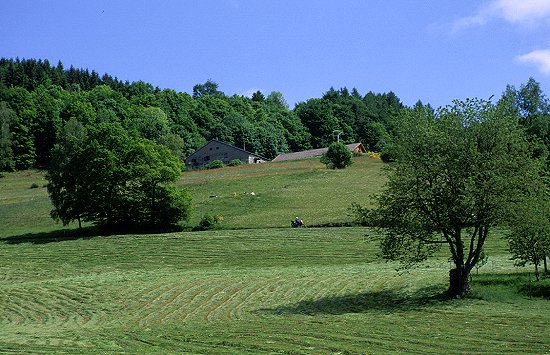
[293,217,304,227]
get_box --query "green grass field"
[0,156,548,353]
[0,156,384,237]
[181,156,386,229]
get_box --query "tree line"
[0,57,406,171]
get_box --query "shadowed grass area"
[263,285,451,315]
[267,274,550,317]
[0,227,100,245]
[0,223,186,245]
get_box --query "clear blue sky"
[2,0,550,108]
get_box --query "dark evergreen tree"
[0,102,16,170]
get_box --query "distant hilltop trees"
[0,57,409,171]
[3,58,547,175]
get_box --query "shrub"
[368,151,381,159]
[197,213,224,230]
[320,142,352,169]
[228,159,242,167]
[206,160,225,169]
[30,183,39,189]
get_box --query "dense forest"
[0,57,408,171]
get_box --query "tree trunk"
[150,184,156,227]
[449,267,470,297]
[544,255,548,274]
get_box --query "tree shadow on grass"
[261,274,550,317]
[259,285,453,316]
[0,225,186,245]
[469,272,550,300]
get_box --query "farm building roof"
[272,143,366,161]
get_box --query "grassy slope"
[181,156,385,229]
[0,156,384,237]
[0,156,548,353]
[0,170,57,237]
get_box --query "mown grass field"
[0,156,548,353]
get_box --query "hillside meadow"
[181,156,385,229]
[0,155,548,353]
[0,155,385,237]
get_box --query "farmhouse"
[186,139,268,169]
[272,142,366,162]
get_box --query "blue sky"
[2,0,550,108]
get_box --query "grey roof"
[272,143,365,162]
[187,139,268,160]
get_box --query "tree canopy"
[360,98,544,297]
[0,57,406,170]
[320,141,353,169]
[47,122,192,229]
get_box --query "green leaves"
[367,98,544,295]
[47,122,191,229]
[320,142,353,169]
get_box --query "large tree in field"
[366,98,543,297]
[47,122,192,229]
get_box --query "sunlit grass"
[0,228,547,353]
[181,155,385,229]
[0,157,548,353]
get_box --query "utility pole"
[333,130,343,143]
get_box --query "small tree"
[321,142,352,169]
[362,99,543,297]
[507,187,550,280]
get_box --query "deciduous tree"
[361,99,543,297]
[47,122,192,229]
[507,188,549,280]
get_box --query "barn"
[272,143,366,162]
[186,139,268,169]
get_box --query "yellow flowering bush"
[368,151,382,159]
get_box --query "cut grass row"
[0,228,547,353]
